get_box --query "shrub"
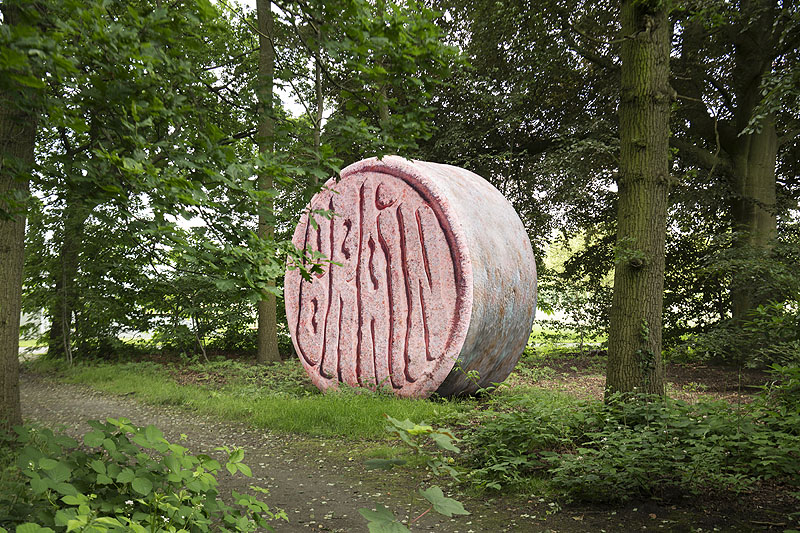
[463,396,598,490]
[465,392,800,502]
[0,419,285,532]
[675,300,800,367]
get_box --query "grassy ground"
[26,357,473,440]
[17,344,800,531]
[18,339,44,348]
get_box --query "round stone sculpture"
[284,156,537,397]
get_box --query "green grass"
[528,322,606,352]
[33,360,469,440]
[18,339,43,348]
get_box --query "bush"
[465,392,800,502]
[0,419,286,532]
[463,396,599,490]
[673,300,800,367]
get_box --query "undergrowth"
[0,419,284,532]
[465,365,800,507]
[24,359,467,440]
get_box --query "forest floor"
[18,356,796,533]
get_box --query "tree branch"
[556,9,619,72]
[670,137,732,176]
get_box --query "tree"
[255,0,280,364]
[13,0,457,366]
[424,0,800,368]
[671,0,800,322]
[604,0,671,395]
[0,1,43,429]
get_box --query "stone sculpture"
[284,156,537,397]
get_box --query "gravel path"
[19,373,511,533]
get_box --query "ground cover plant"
[0,418,285,532]
[15,348,800,531]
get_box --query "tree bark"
[726,1,781,321]
[728,116,778,320]
[0,5,38,430]
[672,0,786,322]
[314,26,323,162]
[47,190,88,362]
[255,0,280,364]
[605,0,671,397]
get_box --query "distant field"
[18,339,44,348]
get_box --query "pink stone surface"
[285,156,537,397]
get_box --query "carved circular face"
[285,168,471,397]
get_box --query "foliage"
[463,393,592,490]
[465,390,800,502]
[360,416,468,532]
[8,0,457,363]
[671,299,800,367]
[0,419,285,532]
[664,228,800,358]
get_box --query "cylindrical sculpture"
[285,156,536,397]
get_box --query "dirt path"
[20,373,791,533]
[20,373,516,533]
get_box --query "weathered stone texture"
[285,157,536,397]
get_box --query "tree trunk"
[728,117,778,320]
[0,5,38,430]
[47,191,88,362]
[255,0,280,364]
[605,0,671,397]
[725,2,780,321]
[314,26,323,163]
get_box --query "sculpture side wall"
[409,161,537,395]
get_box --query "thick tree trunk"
[0,6,38,430]
[255,0,280,364]
[725,2,781,321]
[728,117,778,320]
[605,0,671,397]
[47,191,88,362]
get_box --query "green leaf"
[38,458,59,470]
[431,432,460,453]
[52,482,78,496]
[195,0,217,18]
[406,424,433,435]
[46,463,72,483]
[358,506,410,533]
[29,475,48,494]
[83,430,104,447]
[131,477,153,496]
[144,425,163,444]
[9,74,46,89]
[83,431,106,447]
[229,448,244,463]
[419,486,469,517]
[116,468,135,484]
[93,517,123,528]
[61,495,87,506]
